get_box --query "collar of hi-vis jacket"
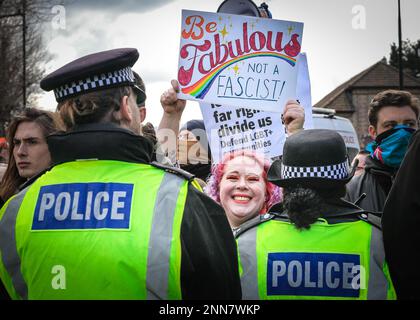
[269,197,368,226]
[47,122,154,165]
[269,197,364,218]
[235,198,367,238]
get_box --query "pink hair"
[205,150,282,213]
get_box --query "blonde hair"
[57,86,133,130]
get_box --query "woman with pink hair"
[205,150,281,229]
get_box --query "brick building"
[314,58,420,148]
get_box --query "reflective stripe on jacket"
[237,218,396,300]
[0,160,188,299]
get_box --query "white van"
[311,107,360,162]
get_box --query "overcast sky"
[37,0,420,127]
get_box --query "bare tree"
[0,0,57,135]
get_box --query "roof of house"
[314,58,420,108]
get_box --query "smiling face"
[13,121,51,179]
[219,155,266,228]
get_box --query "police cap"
[40,48,145,102]
[268,129,356,189]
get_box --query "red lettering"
[182,15,205,40]
[214,34,229,67]
[179,22,301,84]
[266,31,284,52]
[284,34,301,57]
[178,41,212,85]
[250,31,266,51]
[198,52,214,74]
[228,39,245,58]
[206,22,217,33]
[242,23,251,54]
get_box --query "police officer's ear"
[139,106,146,123]
[119,95,134,124]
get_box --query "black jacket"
[345,156,397,213]
[1,123,241,300]
[382,130,420,300]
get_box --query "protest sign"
[296,52,314,130]
[178,10,304,112]
[200,103,286,163]
[199,52,314,163]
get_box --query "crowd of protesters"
[1,0,420,302]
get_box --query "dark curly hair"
[282,185,346,230]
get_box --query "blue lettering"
[32,183,133,230]
[267,252,361,298]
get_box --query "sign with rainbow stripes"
[199,53,314,163]
[177,10,304,112]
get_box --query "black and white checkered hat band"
[281,160,349,180]
[53,67,135,101]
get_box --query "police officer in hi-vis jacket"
[0,48,241,300]
[235,129,396,300]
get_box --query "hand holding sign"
[178,10,304,112]
[282,100,305,135]
[157,80,186,164]
[160,80,186,117]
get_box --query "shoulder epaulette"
[150,161,195,181]
[358,211,382,230]
[234,213,275,238]
[271,211,291,221]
